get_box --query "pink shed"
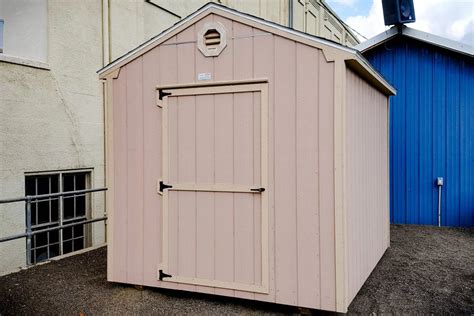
[98,3,395,313]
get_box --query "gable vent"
[197,22,227,57]
[204,29,221,49]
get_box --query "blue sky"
[325,0,474,45]
[326,0,372,20]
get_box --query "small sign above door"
[197,72,212,81]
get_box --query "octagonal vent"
[198,22,227,57]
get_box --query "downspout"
[101,0,110,241]
[288,0,293,29]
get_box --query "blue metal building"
[357,26,474,227]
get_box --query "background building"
[357,26,474,227]
[0,0,357,275]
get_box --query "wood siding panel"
[125,58,145,285]
[158,36,179,291]
[232,21,255,301]
[295,43,321,308]
[175,22,197,296]
[142,47,162,286]
[111,67,128,283]
[213,93,235,298]
[273,36,298,305]
[213,15,233,82]
[345,69,389,304]
[195,95,215,295]
[318,53,336,311]
[253,28,275,304]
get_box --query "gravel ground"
[0,224,472,315]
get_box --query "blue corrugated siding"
[364,37,474,227]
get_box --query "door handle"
[250,187,265,193]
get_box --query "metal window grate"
[25,171,91,264]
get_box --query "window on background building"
[25,171,91,264]
[0,0,47,62]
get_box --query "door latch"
[159,181,173,192]
[250,187,265,192]
[159,269,172,281]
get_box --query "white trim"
[0,54,50,70]
[97,3,356,76]
[356,26,474,57]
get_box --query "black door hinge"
[250,187,265,192]
[159,181,173,192]
[159,269,172,281]
[158,89,172,100]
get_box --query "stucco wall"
[0,0,105,275]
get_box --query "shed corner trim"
[345,56,396,96]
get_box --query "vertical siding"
[110,13,337,310]
[125,57,144,285]
[142,47,162,284]
[345,69,389,303]
[273,35,298,306]
[365,38,474,227]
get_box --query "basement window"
[25,171,91,264]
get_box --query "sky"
[325,0,474,46]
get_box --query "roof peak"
[356,25,473,57]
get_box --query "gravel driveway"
[0,224,472,315]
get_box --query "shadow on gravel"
[0,225,472,314]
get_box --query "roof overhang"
[356,25,474,57]
[98,2,396,96]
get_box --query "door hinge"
[159,269,172,281]
[159,181,173,192]
[158,89,172,100]
[250,187,265,192]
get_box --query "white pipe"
[437,177,443,227]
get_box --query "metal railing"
[0,187,107,266]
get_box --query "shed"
[98,3,395,313]
[357,26,474,227]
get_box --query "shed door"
[157,82,268,293]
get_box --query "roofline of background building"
[319,0,360,43]
[98,2,354,75]
[355,25,474,57]
[97,2,395,95]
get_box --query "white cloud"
[345,0,474,45]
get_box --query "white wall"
[0,0,47,62]
[0,0,105,275]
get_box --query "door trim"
[157,81,269,294]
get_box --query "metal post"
[26,197,32,266]
[288,0,293,29]
[436,177,444,227]
[437,186,442,227]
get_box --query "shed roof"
[356,25,474,57]
[98,2,395,96]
